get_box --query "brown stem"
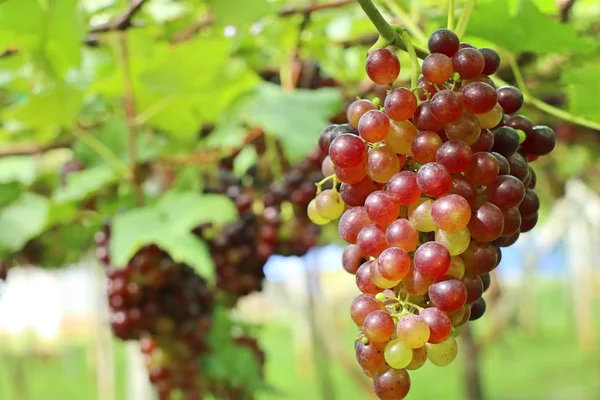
[90,0,148,33]
[170,16,215,43]
[118,31,143,206]
[0,138,74,157]
[279,0,355,17]
[558,0,577,22]
[461,324,484,400]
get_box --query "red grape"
[366,48,401,85]
[411,131,443,163]
[420,307,452,343]
[452,48,485,79]
[413,101,445,132]
[461,82,497,114]
[340,178,377,206]
[363,310,395,343]
[468,202,504,242]
[386,219,419,252]
[428,279,467,312]
[378,247,411,281]
[428,28,459,57]
[348,99,377,128]
[373,368,411,400]
[339,206,372,244]
[416,163,451,197]
[436,140,473,173]
[430,90,463,123]
[431,194,471,231]
[330,134,368,168]
[359,110,391,143]
[479,48,501,75]
[496,86,524,114]
[422,53,454,84]
[385,88,418,121]
[357,224,388,257]
[414,242,451,279]
[486,175,526,210]
[343,244,365,274]
[466,152,499,186]
[351,294,384,325]
[365,191,400,227]
[386,171,421,205]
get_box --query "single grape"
[407,198,436,232]
[365,191,400,228]
[413,101,445,132]
[414,241,451,279]
[384,339,413,369]
[470,128,495,152]
[373,368,411,400]
[386,219,419,252]
[463,274,484,304]
[387,171,422,205]
[422,53,454,84]
[447,256,466,279]
[385,120,418,154]
[491,126,520,157]
[417,76,440,101]
[479,48,501,75]
[448,175,476,205]
[481,273,491,292]
[426,336,458,366]
[340,178,377,207]
[491,152,510,175]
[519,188,540,217]
[445,110,481,145]
[468,202,505,242]
[315,189,345,220]
[520,212,538,232]
[505,114,534,135]
[486,175,526,210]
[461,82,497,114]
[366,48,401,85]
[521,125,557,156]
[466,152,499,186]
[411,131,443,163]
[469,297,487,320]
[501,207,522,237]
[406,346,428,370]
[343,244,365,274]
[385,88,418,121]
[335,163,367,184]
[307,199,329,225]
[359,110,391,143]
[319,125,338,154]
[428,28,459,57]
[396,314,431,348]
[436,140,473,173]
[428,279,467,312]
[435,228,471,256]
[355,340,386,377]
[339,206,372,244]
[416,163,451,197]
[357,224,388,257]
[378,247,411,281]
[367,144,401,183]
[496,86,524,114]
[370,261,402,289]
[527,167,537,189]
[321,156,335,177]
[445,306,466,326]
[475,103,503,129]
[507,153,530,183]
[356,260,382,294]
[351,294,384,325]
[461,241,498,275]
[452,48,485,79]
[363,310,395,343]
[431,194,471,231]
[329,134,367,168]
[347,99,377,128]
[403,267,434,296]
[430,90,463,123]
[420,307,452,343]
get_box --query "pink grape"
[414,242,451,279]
[403,267,433,296]
[359,110,391,143]
[386,219,419,252]
[436,140,473,173]
[422,53,453,84]
[468,202,505,242]
[329,134,367,168]
[452,48,485,79]
[365,191,400,227]
[356,260,382,294]
[411,131,443,163]
[340,178,377,206]
[385,88,418,121]
[416,163,451,197]
[430,90,463,123]
[348,99,377,128]
[366,48,401,85]
[357,224,388,257]
[413,101,445,132]
[355,341,386,377]
[461,82,497,114]
[431,194,471,231]
[335,163,367,184]
[351,294,384,326]
[339,206,372,244]
[342,244,365,274]
[448,175,477,205]
[428,279,467,312]
[420,307,452,344]
[377,247,411,281]
[466,152,499,186]
[363,310,395,343]
[386,171,421,205]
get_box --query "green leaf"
[207,0,276,27]
[0,193,49,255]
[53,165,119,203]
[44,0,85,76]
[0,156,38,185]
[466,0,590,54]
[0,0,44,50]
[238,84,342,162]
[561,65,600,123]
[0,183,22,207]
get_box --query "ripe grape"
[492,126,520,157]
[413,101,445,132]
[385,120,418,154]
[463,274,484,304]
[411,131,443,163]
[315,189,345,220]
[403,267,434,296]
[417,76,440,100]
[339,206,372,244]
[370,262,402,289]
[428,28,459,57]
[396,315,431,348]
[466,152,499,186]
[416,163,451,197]
[428,279,467,312]
[357,224,388,257]
[340,178,377,206]
[486,175,526,209]
[452,48,485,79]
[448,175,476,204]
[367,144,401,183]
[414,242,451,279]
[507,153,530,182]
[363,310,395,343]
[377,247,411,281]
[422,53,454,84]
[307,199,329,225]
[470,128,494,152]
[385,88,418,121]
[430,90,463,123]
[356,341,386,377]
[461,241,498,275]
[475,103,504,129]
[520,212,538,232]
[447,256,466,279]
[436,140,473,173]
[519,188,540,217]
[373,368,411,400]
[329,134,367,168]
[468,202,505,242]
[384,339,413,369]
[365,191,400,227]
[505,114,534,135]
[479,48,501,75]
[496,86,524,114]
[445,110,481,144]
[359,110,391,143]
[386,219,419,252]
[426,336,458,366]
[406,347,428,370]
[343,244,365,274]
[501,207,522,237]
[347,99,377,128]
[335,163,367,184]
[527,167,537,189]
[469,298,487,321]
[351,294,384,326]
[461,82,497,114]
[420,307,452,344]
[356,261,382,295]
[387,171,422,205]
[407,198,436,232]
[366,48,401,85]
[431,194,471,231]
[321,156,335,176]
[491,152,510,175]
[435,228,471,256]
[521,125,557,156]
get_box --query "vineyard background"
[1,0,600,399]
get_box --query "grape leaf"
[53,165,120,203]
[466,0,590,54]
[0,156,38,185]
[0,0,44,50]
[0,193,49,255]
[44,0,85,76]
[561,65,600,123]
[0,183,21,207]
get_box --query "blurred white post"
[126,342,156,400]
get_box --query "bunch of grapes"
[308,28,555,400]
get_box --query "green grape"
[384,338,413,369]
[426,337,458,366]
[370,262,401,289]
[315,189,345,220]
[408,198,436,232]
[435,228,471,256]
[307,199,330,225]
[446,256,465,279]
[475,103,503,129]
[385,120,418,155]
[396,314,431,348]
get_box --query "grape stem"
[448,0,456,31]
[379,0,428,45]
[455,0,476,38]
[400,29,420,89]
[315,174,338,194]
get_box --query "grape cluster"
[309,28,555,400]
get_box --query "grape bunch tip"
[308,28,555,400]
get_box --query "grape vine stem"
[400,30,420,89]
[455,0,476,38]
[379,0,428,45]
[448,0,456,31]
